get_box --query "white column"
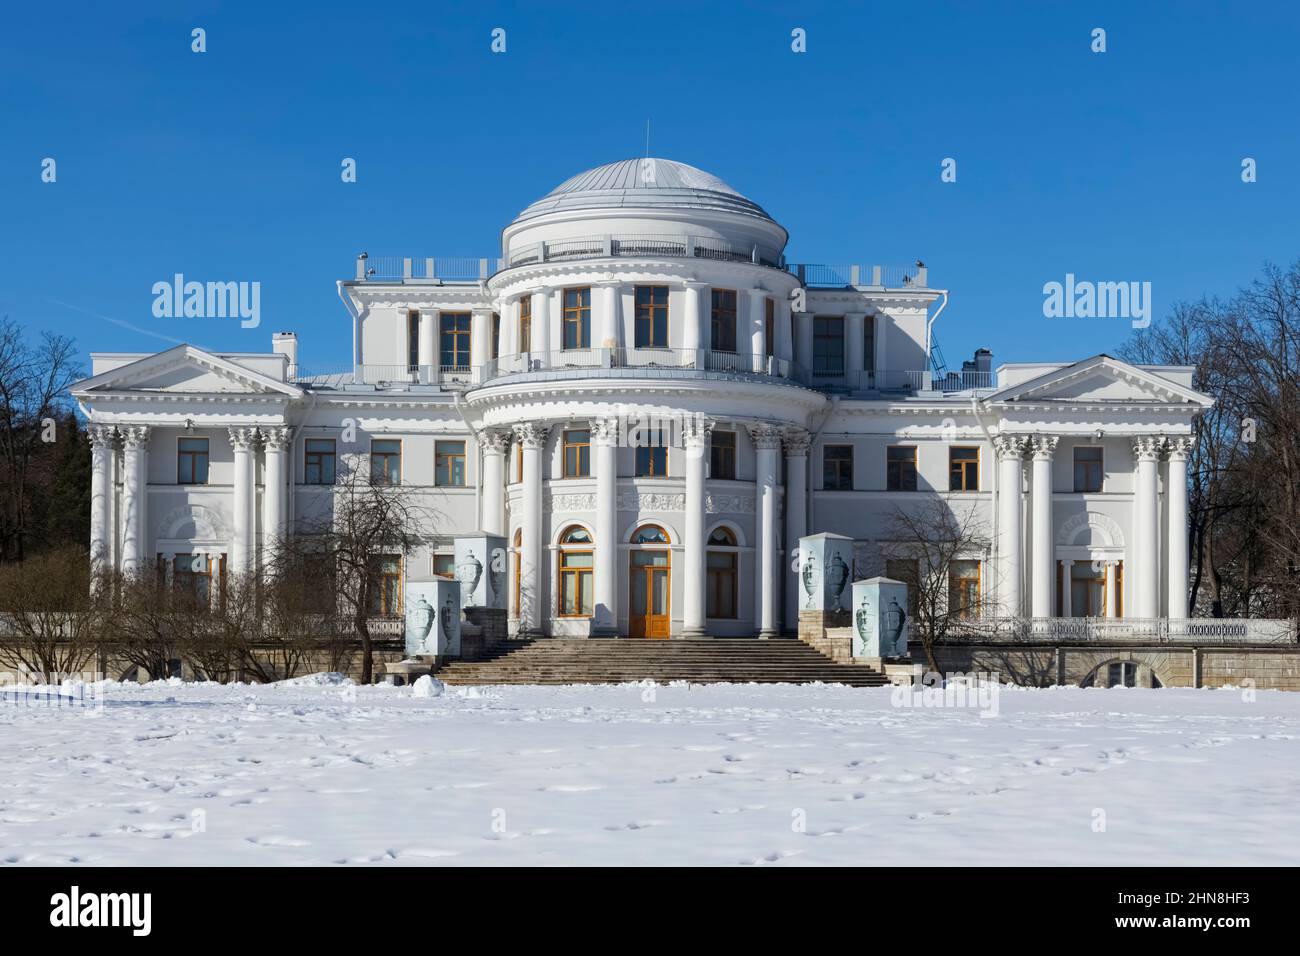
[591,419,619,636]
[118,425,150,574]
[261,426,291,565]
[776,295,794,364]
[471,308,493,383]
[845,312,866,388]
[598,281,621,353]
[1029,434,1058,618]
[683,281,706,360]
[1166,436,1192,619]
[995,435,1025,617]
[1106,561,1121,618]
[498,298,515,358]
[782,428,810,633]
[748,288,768,372]
[229,427,257,577]
[87,425,116,578]
[750,424,782,638]
[515,422,546,635]
[1132,437,1161,618]
[418,309,437,384]
[480,429,508,536]
[531,290,551,370]
[682,418,712,637]
[874,313,890,387]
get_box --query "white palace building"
[72,158,1215,644]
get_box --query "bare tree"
[254,550,345,681]
[883,497,994,673]
[0,317,83,562]
[288,453,439,683]
[0,546,106,678]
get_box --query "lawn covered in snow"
[2,676,1298,866]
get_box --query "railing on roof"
[350,243,925,288]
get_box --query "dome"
[512,158,777,225]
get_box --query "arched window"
[558,525,594,617]
[706,526,739,619]
[632,524,670,545]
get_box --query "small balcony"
[480,347,795,385]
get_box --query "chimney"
[974,348,992,375]
[272,331,298,372]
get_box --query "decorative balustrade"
[481,347,793,383]
[943,617,1298,645]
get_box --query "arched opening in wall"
[706,526,739,621]
[629,524,671,639]
[557,525,594,619]
[1081,660,1162,689]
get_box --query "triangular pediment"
[72,345,302,398]
[987,355,1212,407]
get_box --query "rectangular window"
[304,438,336,485]
[518,296,532,354]
[492,312,500,360]
[563,429,591,478]
[172,553,214,606]
[864,315,875,371]
[706,551,738,619]
[814,316,845,376]
[949,560,981,619]
[949,446,979,491]
[368,555,402,617]
[886,558,921,617]
[1074,446,1103,492]
[635,430,668,477]
[823,445,853,490]
[177,437,209,485]
[514,440,524,483]
[408,310,420,371]
[765,297,775,358]
[370,439,401,486]
[435,440,466,487]
[711,289,737,352]
[887,446,918,491]
[432,553,455,579]
[710,430,737,480]
[440,313,472,369]
[562,287,591,349]
[634,285,670,348]
[558,550,594,616]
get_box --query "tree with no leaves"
[883,497,994,673]
[284,452,440,684]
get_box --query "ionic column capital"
[1029,434,1059,460]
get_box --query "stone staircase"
[433,638,890,686]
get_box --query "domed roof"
[512,158,776,224]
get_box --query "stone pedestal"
[461,607,508,660]
[403,578,460,658]
[454,533,508,611]
[850,577,911,661]
[794,532,854,650]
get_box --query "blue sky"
[2,0,1297,375]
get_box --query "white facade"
[72,158,1213,638]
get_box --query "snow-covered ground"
[2,676,1298,866]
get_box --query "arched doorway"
[629,524,671,639]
